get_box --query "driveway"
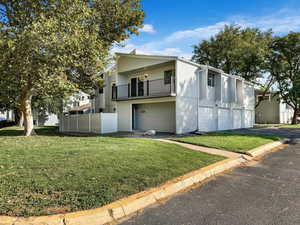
[120,128,300,225]
[231,126,300,139]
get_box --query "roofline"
[115,52,178,60]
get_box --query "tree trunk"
[291,108,298,125]
[18,111,24,127]
[20,93,35,136]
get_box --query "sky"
[112,0,300,59]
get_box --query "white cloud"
[165,22,229,43]
[112,8,300,59]
[138,24,156,34]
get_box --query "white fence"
[59,113,118,134]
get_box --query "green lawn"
[255,124,300,128]
[171,132,281,153]
[0,127,224,217]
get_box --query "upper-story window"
[207,70,216,87]
[99,88,104,94]
[164,70,173,85]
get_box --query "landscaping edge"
[0,138,289,225]
[245,138,290,158]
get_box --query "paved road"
[120,128,300,225]
[232,127,300,139]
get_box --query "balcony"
[112,77,176,101]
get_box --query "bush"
[0,120,16,129]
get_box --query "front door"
[131,77,144,97]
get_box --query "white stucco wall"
[175,60,199,134]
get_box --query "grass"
[0,126,224,217]
[255,124,300,128]
[171,132,281,153]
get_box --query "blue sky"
[112,0,300,59]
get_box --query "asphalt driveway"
[120,128,300,225]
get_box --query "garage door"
[134,102,176,133]
[198,107,217,132]
[233,109,242,129]
[245,110,254,128]
[218,109,231,130]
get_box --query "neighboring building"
[64,91,91,114]
[88,52,255,134]
[91,73,117,113]
[33,111,59,126]
[255,90,294,124]
[69,103,91,115]
[0,110,15,121]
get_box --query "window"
[164,70,173,85]
[207,70,216,87]
[99,88,104,94]
[257,95,270,102]
[112,83,117,99]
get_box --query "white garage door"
[245,110,254,128]
[233,109,242,129]
[134,102,176,133]
[198,107,217,132]
[218,109,231,130]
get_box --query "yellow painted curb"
[0,157,246,225]
[246,138,290,158]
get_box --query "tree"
[0,0,144,136]
[192,25,272,80]
[269,32,300,124]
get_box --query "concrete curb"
[0,157,246,225]
[245,138,290,158]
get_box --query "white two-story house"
[93,52,254,134]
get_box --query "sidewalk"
[158,139,242,158]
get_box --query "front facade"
[103,52,255,134]
[255,90,294,124]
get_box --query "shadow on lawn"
[0,126,61,137]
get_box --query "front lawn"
[171,132,281,153]
[0,127,224,217]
